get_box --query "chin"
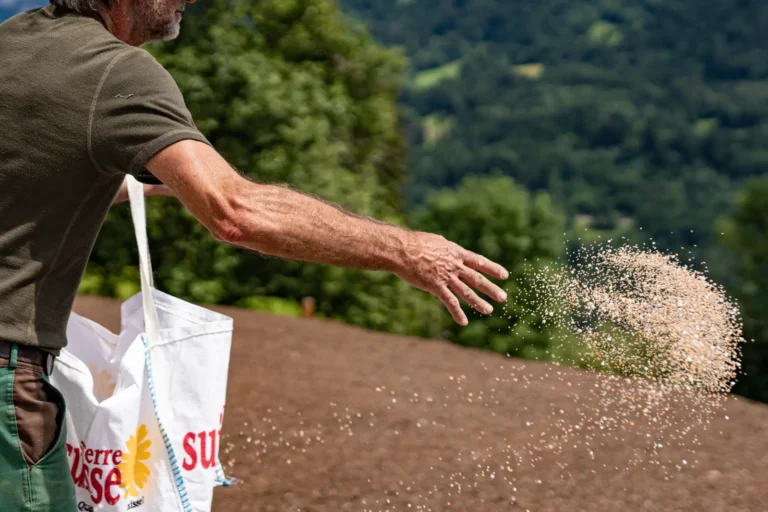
[161,26,181,41]
[149,21,181,42]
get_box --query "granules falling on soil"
[216,241,748,511]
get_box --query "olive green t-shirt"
[0,5,211,354]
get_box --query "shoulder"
[107,46,165,71]
[98,47,181,98]
[107,46,175,81]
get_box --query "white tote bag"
[51,176,234,512]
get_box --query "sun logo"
[118,424,152,498]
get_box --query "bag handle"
[127,175,163,345]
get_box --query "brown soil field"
[73,295,768,512]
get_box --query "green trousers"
[0,345,77,511]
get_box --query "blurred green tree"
[718,176,768,403]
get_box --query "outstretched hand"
[395,232,509,326]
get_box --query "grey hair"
[48,0,117,15]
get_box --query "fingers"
[459,267,508,303]
[449,277,493,315]
[436,286,468,326]
[463,251,509,280]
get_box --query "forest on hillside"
[340,0,768,253]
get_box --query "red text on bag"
[67,441,123,505]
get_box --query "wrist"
[382,227,413,274]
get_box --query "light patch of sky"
[0,0,46,10]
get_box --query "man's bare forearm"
[222,183,412,273]
[143,140,510,326]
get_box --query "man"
[0,1,509,510]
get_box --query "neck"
[95,4,143,47]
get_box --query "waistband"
[0,342,56,376]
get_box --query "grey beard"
[132,0,180,43]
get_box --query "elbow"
[210,198,245,244]
[208,185,280,247]
[200,180,242,244]
[205,173,250,244]
[211,216,243,245]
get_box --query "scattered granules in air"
[519,240,746,467]
[530,241,743,394]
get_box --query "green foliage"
[511,63,545,80]
[718,177,768,403]
[339,0,767,260]
[85,0,444,339]
[414,60,461,89]
[237,296,304,317]
[422,114,453,146]
[587,20,624,47]
[412,175,566,357]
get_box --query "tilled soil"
[73,295,768,512]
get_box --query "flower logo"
[86,363,116,402]
[118,424,152,498]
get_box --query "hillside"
[73,294,768,511]
[340,0,768,255]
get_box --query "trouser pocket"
[1,361,76,511]
[12,365,63,466]
[18,367,77,511]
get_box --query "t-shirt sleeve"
[89,48,211,183]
